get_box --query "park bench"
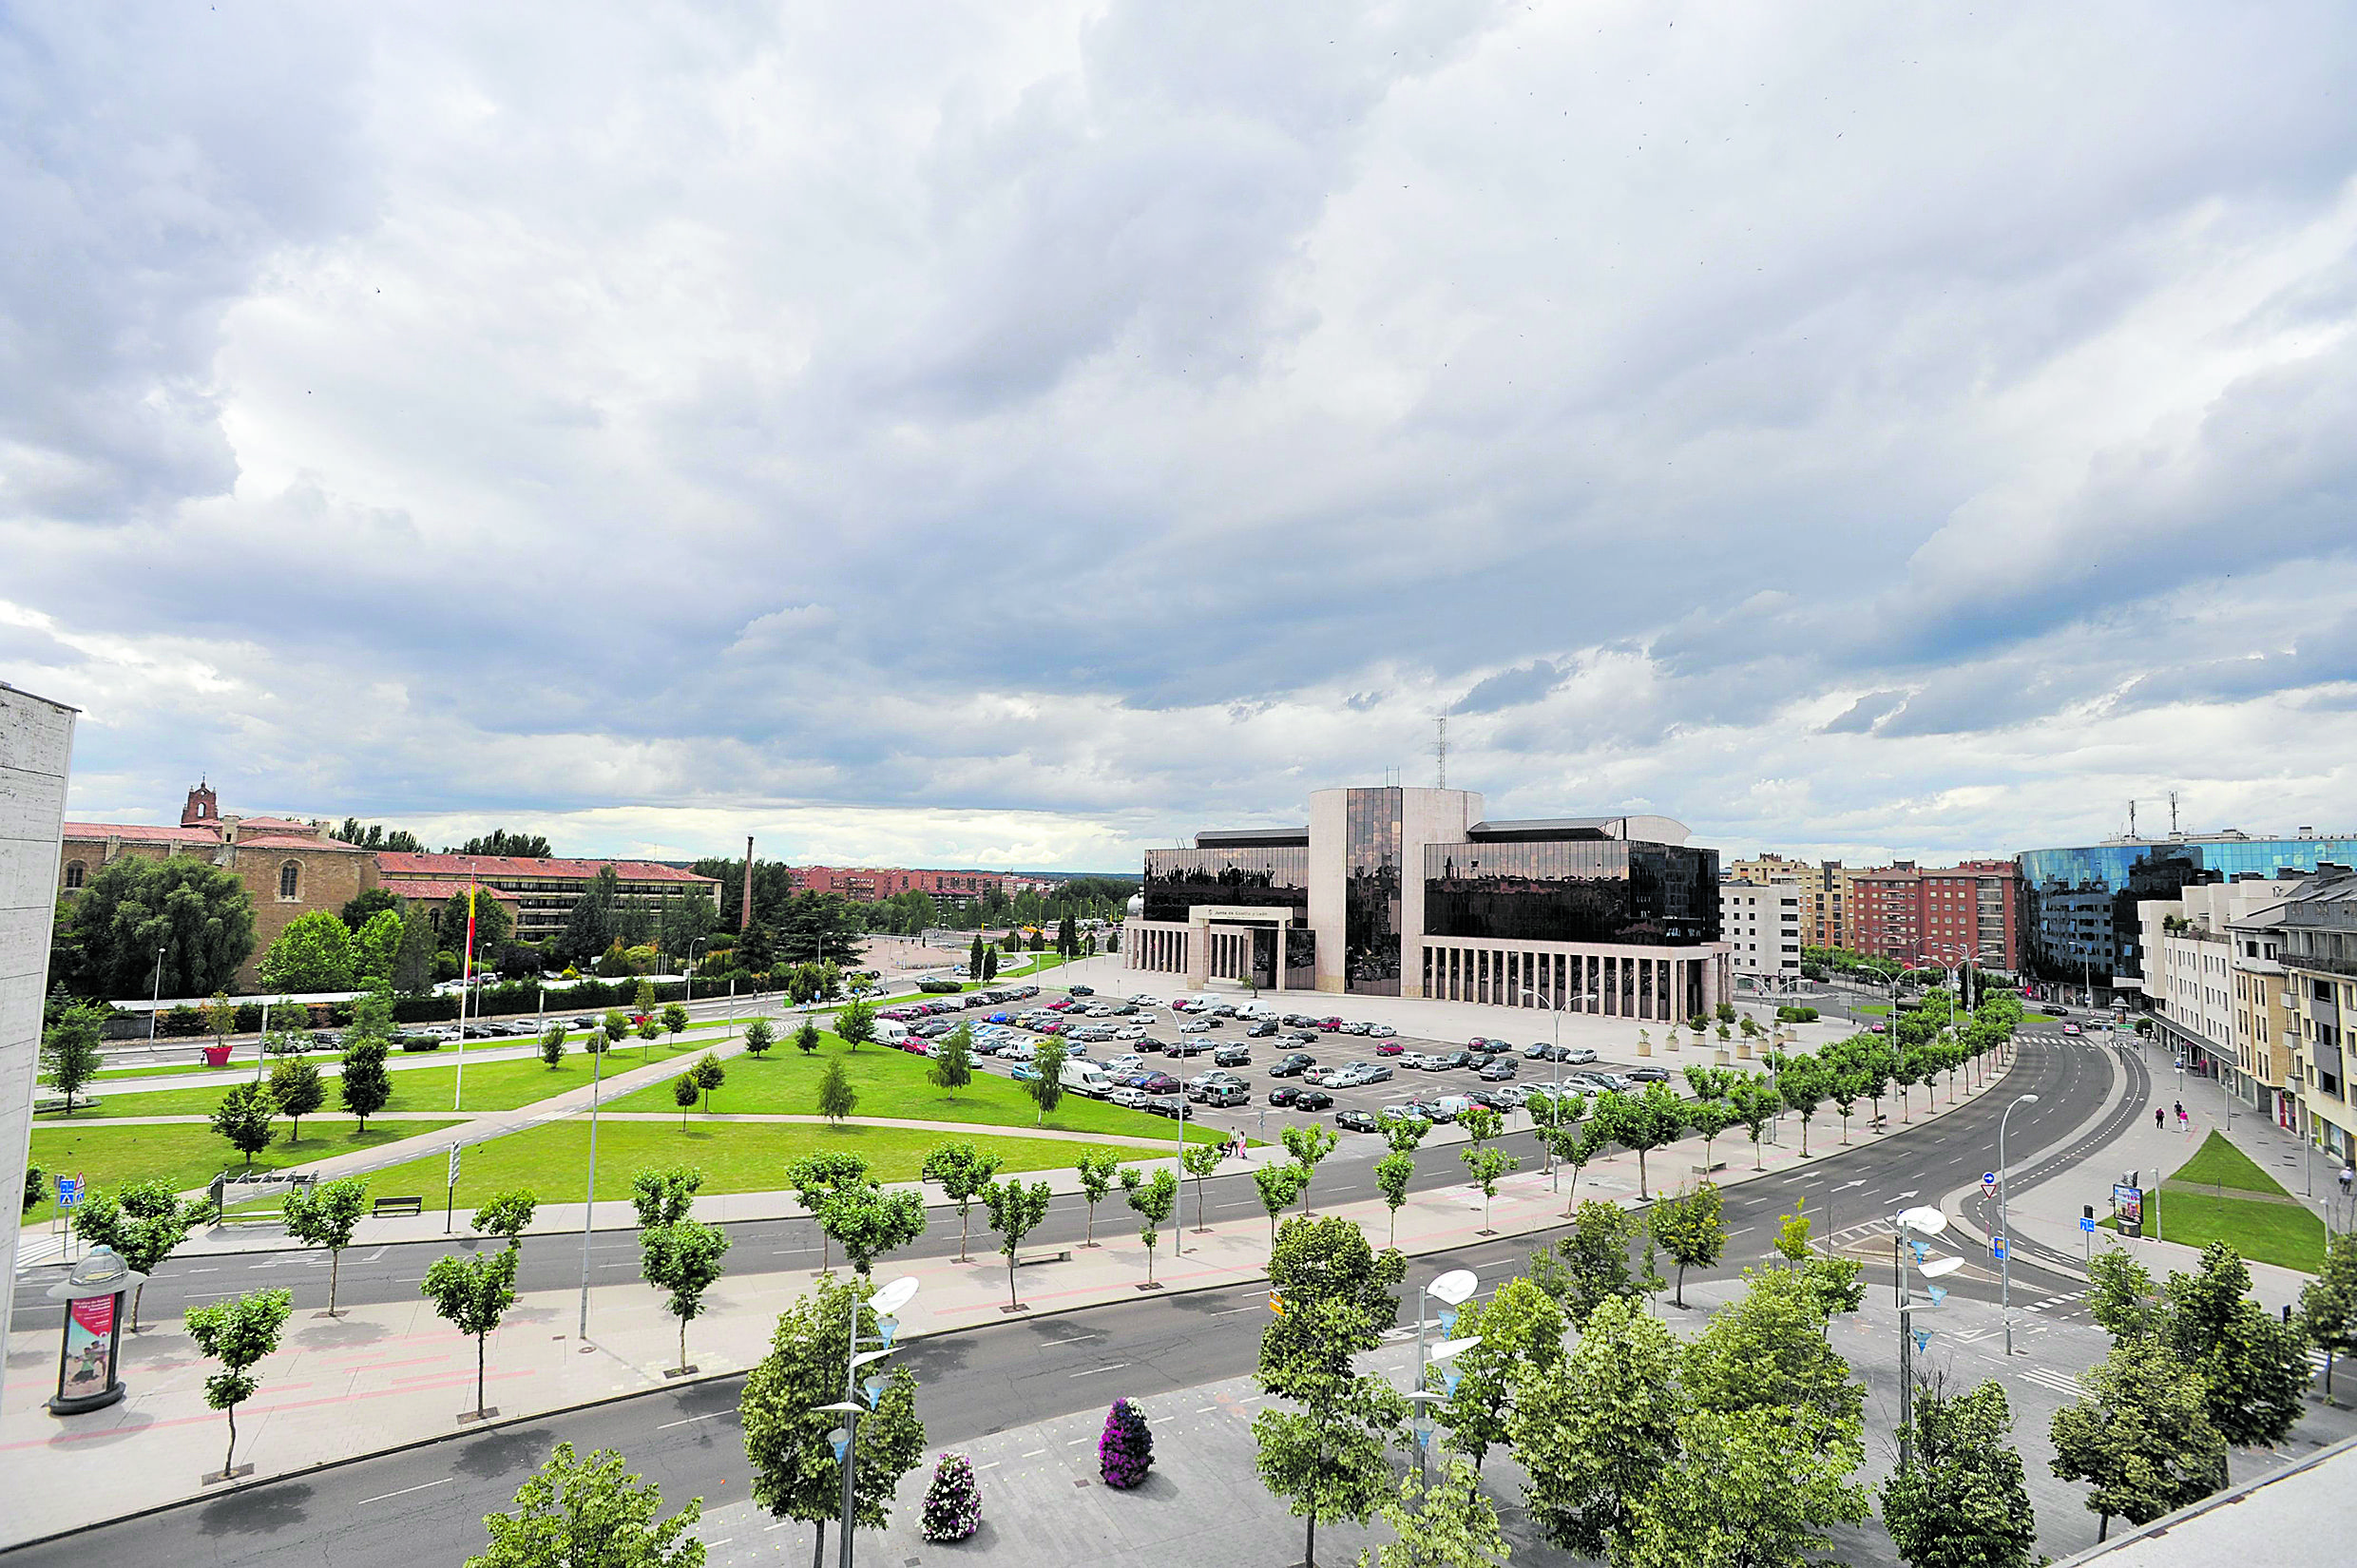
[371,1195,425,1218]
[1014,1245,1074,1268]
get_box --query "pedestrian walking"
[2155,1107,2164,1131]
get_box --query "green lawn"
[351,1119,1154,1210]
[1852,1004,1892,1017]
[86,1015,762,1082]
[24,1120,464,1225]
[44,1048,677,1121]
[2140,1188,2326,1274]
[2168,1130,2292,1197]
[602,1038,1217,1143]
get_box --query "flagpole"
[455,865,478,1112]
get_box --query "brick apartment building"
[1847,859,2023,971]
[786,866,1056,907]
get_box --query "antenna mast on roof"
[2169,790,2179,836]
[1432,708,1448,790]
[2128,798,2137,839]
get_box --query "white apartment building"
[2140,877,2305,1116]
[1721,878,1803,989]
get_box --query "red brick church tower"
[181,780,219,828]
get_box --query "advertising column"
[0,684,80,1407]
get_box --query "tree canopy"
[58,853,255,998]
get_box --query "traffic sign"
[1991,1234,2007,1260]
[1981,1172,1997,1196]
[2079,1215,2097,1233]
[54,1176,81,1209]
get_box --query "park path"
[29,1110,1183,1150]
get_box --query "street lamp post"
[1519,986,1569,1188]
[1999,1093,2041,1357]
[147,946,165,1051]
[1891,1204,1960,1470]
[825,1276,918,1568]
[1410,1268,1479,1489]
[577,1014,608,1346]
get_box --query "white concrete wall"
[1307,789,1348,993]
[0,684,77,1404]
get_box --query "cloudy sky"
[8,2,2357,872]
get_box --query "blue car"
[1011,1064,1043,1081]
[988,1011,1011,1023]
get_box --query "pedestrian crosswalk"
[2019,1365,2085,1399]
[2017,1290,2085,1315]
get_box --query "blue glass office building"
[2017,834,2357,984]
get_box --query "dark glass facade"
[1422,840,1722,946]
[1346,788,1405,995]
[1140,846,1310,925]
[2018,838,2357,982]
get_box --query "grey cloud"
[1822,691,1909,735]
[1455,660,1566,716]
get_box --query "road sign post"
[2079,1212,2097,1263]
[445,1143,461,1233]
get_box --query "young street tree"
[783,1152,871,1272]
[39,1001,106,1113]
[983,1176,1053,1311]
[1281,1123,1339,1214]
[421,1247,521,1420]
[1537,1199,1642,1328]
[2050,1334,2225,1542]
[1619,1405,1869,1568]
[634,1167,705,1228]
[538,1023,566,1066]
[1074,1148,1121,1245]
[1599,1083,1688,1198]
[920,1140,1004,1262]
[471,1188,538,1249]
[642,1217,733,1373]
[1180,1141,1225,1233]
[1119,1167,1178,1287]
[1883,1379,2040,1568]
[816,1058,858,1125]
[741,1274,925,1568]
[834,997,877,1051]
[185,1288,293,1481]
[268,1057,325,1142]
[466,1443,705,1568]
[1254,1214,1408,1568]
[929,1024,975,1095]
[1507,1291,1679,1557]
[211,1080,277,1173]
[743,1018,775,1058]
[661,1002,689,1044]
[1026,1041,1067,1124]
[1646,1182,1727,1309]
[72,1178,207,1330]
[794,1018,821,1056]
[281,1176,371,1315]
[2086,1240,2311,1447]
[1684,1265,1866,1438]
[672,1075,701,1129]
[339,986,397,1130]
[693,1052,725,1113]
[1374,1150,1417,1247]
[1361,1458,1510,1568]
[1456,1104,1519,1234]
[1254,1161,1307,1249]
[818,1182,928,1276]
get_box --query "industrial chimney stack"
[741,836,755,931]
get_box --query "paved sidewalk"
[2,1044,2021,1544]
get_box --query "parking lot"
[880,984,1750,1151]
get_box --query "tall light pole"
[1892,1205,1961,1469]
[147,945,165,1051]
[1999,1093,2041,1356]
[1520,986,1569,1189]
[1410,1268,1480,1489]
[577,1012,608,1345]
[824,1275,918,1568]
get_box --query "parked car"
[1198,1083,1249,1108]
[1267,1084,1303,1107]
[1478,1058,1518,1080]
[1399,1052,1433,1071]
[1431,1049,1473,1070]
[1067,985,1095,997]
[1378,1104,1428,1127]
[1400,1097,1451,1123]
[1166,1039,1210,1058]
[1293,1089,1334,1112]
[1143,1095,1190,1119]
[1247,1021,1279,1038]
[1136,1072,1180,1095]
[1485,1083,1531,1109]
[1317,1017,1344,1031]
[1370,1022,1397,1037]
[1335,1108,1381,1133]
[1356,1062,1393,1083]
[1010,1064,1042,1081]
[1624,1065,1672,1083]
[1108,1086,1148,1109]
[1303,1065,1341,1086]
[1269,1053,1315,1077]
[1562,1045,1599,1064]
[1342,1020,1373,1036]
[1103,1054,1143,1076]
[1215,1044,1251,1067]
[1520,1040,1553,1059]
[1178,1020,1212,1034]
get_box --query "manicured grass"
[601,1039,1217,1143]
[2142,1188,2326,1274]
[23,1120,464,1225]
[86,1014,761,1081]
[1852,1004,1892,1017]
[353,1119,1154,1210]
[43,1048,670,1121]
[2168,1130,2292,1197]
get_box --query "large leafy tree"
[1435,1274,1566,1469]
[1619,1405,1869,1568]
[1506,1291,1680,1557]
[555,866,624,965]
[351,908,404,988]
[1683,1265,1866,1440]
[467,1443,704,1568]
[61,853,256,998]
[2050,1335,2225,1541]
[1361,1458,1509,1568]
[834,997,877,1051]
[1882,1379,2040,1568]
[2084,1241,2310,1447]
[776,890,867,967]
[450,829,553,858]
[2302,1231,2357,1398]
[1253,1214,1407,1568]
[393,899,437,994]
[1594,1083,1687,1198]
[339,886,403,928]
[259,909,355,991]
[818,1182,927,1276]
[435,889,512,965]
[267,1057,325,1141]
[741,1274,925,1568]
[1533,1198,1641,1328]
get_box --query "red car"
[1317,1018,1343,1031]
[1037,1021,1065,1035]
[1375,1041,1405,1056]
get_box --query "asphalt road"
[3,1028,2117,1566]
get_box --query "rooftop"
[377,851,719,884]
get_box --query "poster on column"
[63,1295,115,1398]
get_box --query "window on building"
[279,861,300,900]
[63,860,86,889]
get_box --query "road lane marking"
[1068,1363,1131,1377]
[357,1478,451,1506]
[658,1410,734,1430]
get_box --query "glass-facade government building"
[2018,831,2357,985]
[1123,786,1732,1021]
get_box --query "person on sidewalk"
[2155,1107,2164,1131]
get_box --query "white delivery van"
[1433,1095,1476,1120]
[1061,1060,1113,1098]
[874,1020,910,1045]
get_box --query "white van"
[1061,1060,1113,1098]
[1433,1095,1476,1120]
[874,1020,910,1045]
